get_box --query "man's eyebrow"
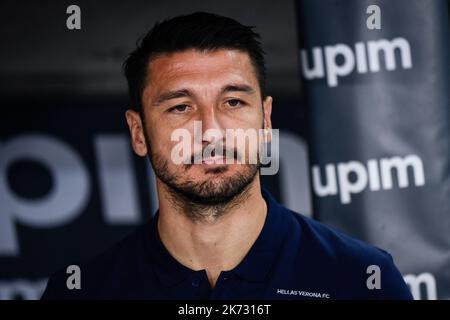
[221,84,256,95]
[152,84,256,106]
[152,89,193,106]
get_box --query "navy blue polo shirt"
[41,189,413,300]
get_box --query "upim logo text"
[300,37,413,87]
[312,155,425,204]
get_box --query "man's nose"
[199,107,224,144]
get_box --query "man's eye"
[226,99,244,108]
[169,104,189,113]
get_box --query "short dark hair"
[123,12,266,112]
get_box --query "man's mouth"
[202,156,228,165]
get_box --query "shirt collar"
[144,188,291,286]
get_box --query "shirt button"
[191,277,200,287]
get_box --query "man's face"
[126,49,272,205]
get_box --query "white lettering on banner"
[312,155,425,204]
[403,272,437,300]
[0,135,139,256]
[300,37,413,87]
[278,132,312,217]
[0,278,47,300]
[95,135,141,224]
[0,136,91,256]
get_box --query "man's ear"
[262,96,273,142]
[262,96,273,129]
[125,109,148,157]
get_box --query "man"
[42,12,413,300]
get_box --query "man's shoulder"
[282,206,389,262]
[279,206,413,299]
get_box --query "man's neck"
[156,178,267,288]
